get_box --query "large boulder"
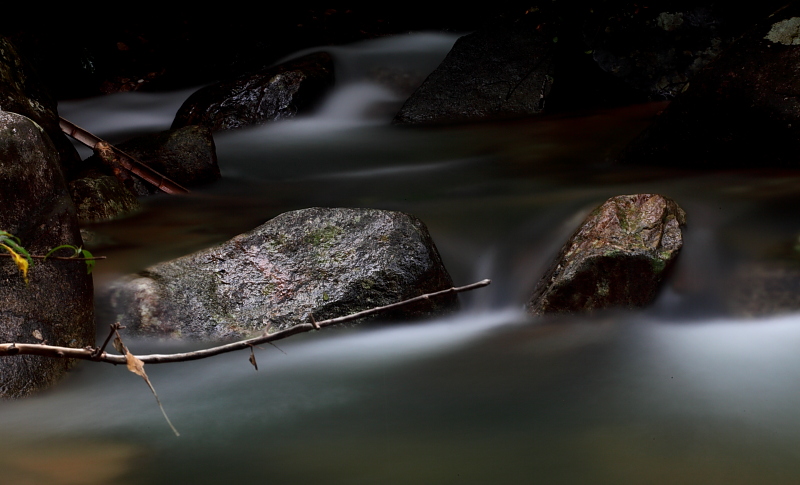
[393,16,557,125]
[618,4,800,168]
[527,194,686,316]
[107,207,457,339]
[0,111,94,398]
[172,52,334,131]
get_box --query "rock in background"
[112,125,219,195]
[393,15,557,125]
[0,36,82,180]
[528,194,686,316]
[0,111,94,398]
[618,4,800,168]
[172,52,334,131]
[108,207,457,339]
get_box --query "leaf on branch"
[1,243,30,284]
[249,347,258,371]
[81,248,96,274]
[45,244,96,274]
[114,333,179,437]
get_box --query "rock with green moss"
[68,173,141,223]
[108,207,457,339]
[0,111,94,398]
[527,194,686,316]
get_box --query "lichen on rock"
[764,17,800,45]
[107,207,457,339]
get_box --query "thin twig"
[93,323,122,359]
[0,279,491,365]
[0,253,106,261]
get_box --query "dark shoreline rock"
[618,4,800,169]
[108,207,457,339]
[393,17,556,125]
[528,194,686,316]
[0,111,94,398]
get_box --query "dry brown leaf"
[249,348,258,371]
[121,346,180,437]
[124,351,146,377]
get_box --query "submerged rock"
[393,17,556,125]
[727,261,800,317]
[0,111,94,398]
[527,194,686,316]
[108,207,457,339]
[172,52,334,131]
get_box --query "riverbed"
[3,32,800,484]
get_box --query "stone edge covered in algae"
[527,194,686,316]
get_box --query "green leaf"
[80,249,96,274]
[44,244,80,259]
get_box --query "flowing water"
[4,33,800,484]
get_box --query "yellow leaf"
[1,243,28,284]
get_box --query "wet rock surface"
[0,111,94,398]
[107,207,457,339]
[112,125,219,195]
[172,52,334,131]
[618,4,800,168]
[393,17,556,125]
[527,194,686,316]
[68,173,141,224]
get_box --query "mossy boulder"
[527,194,686,316]
[107,207,457,339]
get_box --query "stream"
[3,32,800,484]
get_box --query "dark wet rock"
[0,111,94,398]
[0,36,82,179]
[393,17,557,125]
[107,207,457,339]
[172,52,334,131]
[113,125,219,196]
[583,5,742,99]
[527,194,686,316]
[68,173,141,224]
[618,4,800,169]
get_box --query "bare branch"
[0,253,106,262]
[59,117,190,195]
[0,279,491,365]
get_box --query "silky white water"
[5,32,800,484]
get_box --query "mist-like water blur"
[9,32,800,484]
